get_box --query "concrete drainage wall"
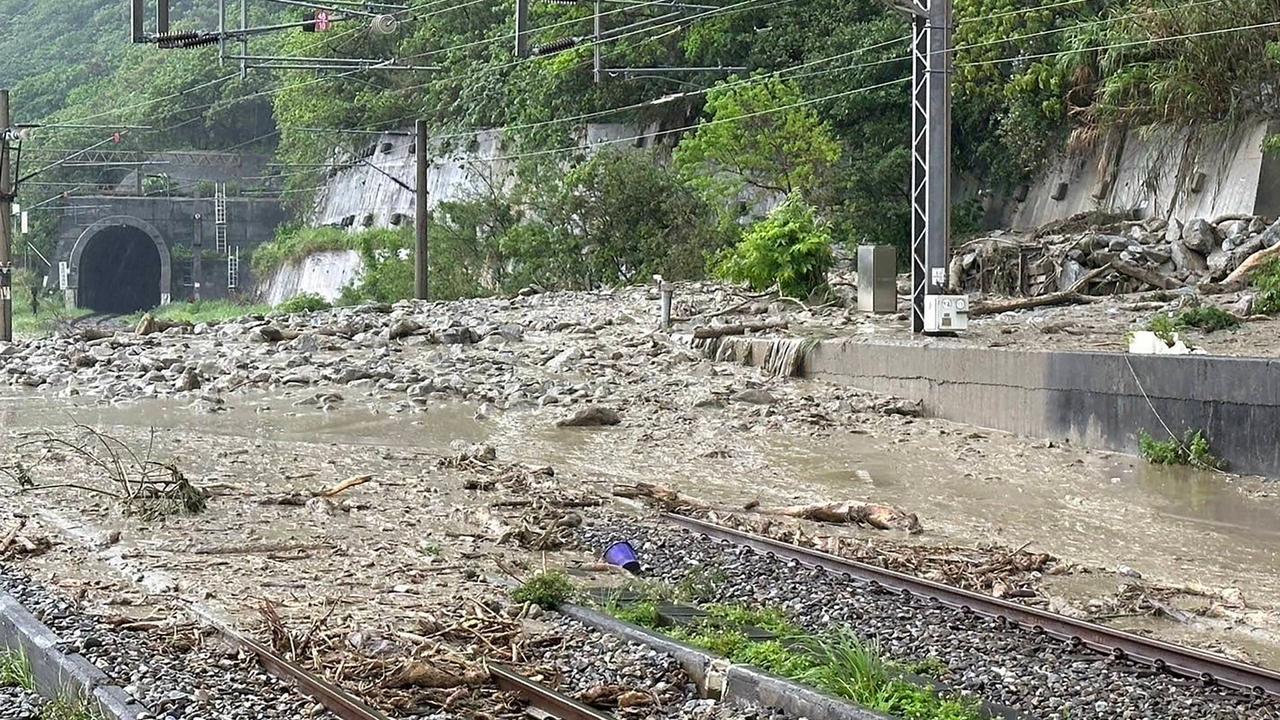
[0,592,142,719]
[730,338,1280,478]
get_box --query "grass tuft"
[1139,430,1226,470]
[512,571,574,610]
[0,651,34,690]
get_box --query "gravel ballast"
[577,518,1280,720]
[0,564,329,720]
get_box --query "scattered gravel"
[577,518,1280,720]
[0,564,330,720]
[0,686,44,720]
[530,614,787,719]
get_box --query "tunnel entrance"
[78,225,163,313]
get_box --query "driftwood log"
[692,318,789,339]
[971,265,1111,317]
[1108,258,1184,290]
[760,501,922,533]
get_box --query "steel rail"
[490,663,617,720]
[662,513,1280,698]
[186,603,611,720]
[184,603,393,720]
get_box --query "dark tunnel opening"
[79,226,163,314]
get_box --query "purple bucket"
[603,541,642,575]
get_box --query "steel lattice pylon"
[909,0,952,333]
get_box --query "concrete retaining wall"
[258,249,363,305]
[1006,120,1280,231]
[734,338,1280,478]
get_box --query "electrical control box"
[923,295,969,334]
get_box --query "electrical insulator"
[531,36,583,55]
[542,0,584,5]
[174,33,221,48]
[154,31,199,49]
[371,14,400,35]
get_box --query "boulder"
[387,318,422,340]
[556,405,622,427]
[1182,219,1218,253]
[732,388,777,405]
[1170,241,1208,273]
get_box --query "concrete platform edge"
[0,590,145,719]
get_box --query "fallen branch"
[970,265,1110,317]
[691,318,789,339]
[316,474,372,498]
[1224,244,1280,285]
[757,501,922,533]
[1108,258,1184,290]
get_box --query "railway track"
[663,512,1280,700]
[191,604,614,720]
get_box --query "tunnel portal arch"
[69,216,172,313]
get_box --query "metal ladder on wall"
[227,246,240,291]
[214,183,228,254]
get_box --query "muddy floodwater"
[3,382,1280,667]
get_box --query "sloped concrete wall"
[311,122,668,231]
[1009,120,1278,230]
[259,249,364,305]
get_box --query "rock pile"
[0,286,896,437]
[952,214,1280,296]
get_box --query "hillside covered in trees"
[3,0,1278,298]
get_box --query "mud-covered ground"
[1,283,1279,716]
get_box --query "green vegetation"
[512,571,575,610]
[38,697,100,720]
[251,227,360,275]
[1139,430,1226,470]
[274,293,332,315]
[0,650,34,690]
[613,600,981,720]
[10,0,1280,291]
[1147,307,1241,343]
[714,196,835,298]
[1172,307,1241,333]
[1252,258,1280,315]
[125,300,271,327]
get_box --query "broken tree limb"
[0,519,25,556]
[612,482,709,511]
[316,474,372,498]
[757,501,922,533]
[1108,258,1184,290]
[691,318,788,339]
[1224,243,1280,285]
[970,264,1110,317]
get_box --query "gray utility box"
[857,245,897,313]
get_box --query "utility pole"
[903,0,962,334]
[414,120,429,301]
[0,89,12,342]
[515,0,531,58]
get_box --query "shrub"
[1253,257,1280,315]
[1145,314,1178,346]
[1174,307,1239,333]
[274,293,331,315]
[713,195,835,298]
[512,571,574,610]
[1139,430,1225,470]
[252,226,354,275]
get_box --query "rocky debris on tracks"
[0,686,44,720]
[0,285,912,437]
[953,213,1280,297]
[0,565,331,719]
[576,518,1280,720]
